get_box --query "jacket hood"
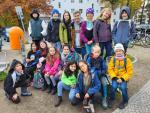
[120,6,130,19]
[30,9,40,19]
[9,59,24,73]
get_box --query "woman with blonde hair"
[93,8,112,60]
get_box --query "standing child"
[72,60,100,112]
[93,8,112,60]
[80,8,94,55]
[112,6,136,53]
[42,46,60,94]
[47,9,61,51]
[55,61,78,107]
[4,59,32,104]
[108,43,133,109]
[87,45,108,109]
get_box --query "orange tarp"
[9,26,25,50]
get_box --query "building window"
[71,9,75,13]
[79,9,83,13]
[114,11,116,15]
[92,3,94,9]
[113,19,116,23]
[79,0,83,3]
[71,0,75,3]
[58,2,61,8]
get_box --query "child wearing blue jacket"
[72,60,100,107]
[112,6,136,53]
[86,45,108,109]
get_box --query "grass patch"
[0,71,7,81]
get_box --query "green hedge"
[0,71,7,81]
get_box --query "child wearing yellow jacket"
[108,43,133,109]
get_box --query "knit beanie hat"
[86,8,94,15]
[51,9,60,15]
[114,43,124,51]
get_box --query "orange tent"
[9,26,25,50]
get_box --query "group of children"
[3,5,135,112]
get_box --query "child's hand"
[45,73,49,77]
[87,40,93,45]
[12,93,18,100]
[117,79,122,83]
[26,59,30,63]
[84,93,89,99]
[76,93,80,98]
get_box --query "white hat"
[114,43,124,51]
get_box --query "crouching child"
[4,59,32,104]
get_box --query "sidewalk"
[113,80,150,113]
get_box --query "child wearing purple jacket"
[80,8,94,55]
[93,8,112,60]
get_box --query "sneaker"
[108,99,114,108]
[102,97,108,109]
[21,92,32,96]
[118,101,128,109]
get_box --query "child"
[28,9,47,48]
[80,8,94,55]
[55,61,78,107]
[108,43,133,109]
[60,44,79,68]
[42,46,60,94]
[72,60,100,112]
[93,8,112,60]
[59,11,75,48]
[47,9,61,51]
[25,42,40,81]
[87,45,108,109]
[112,6,136,53]
[4,59,32,104]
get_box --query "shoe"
[108,99,114,108]
[51,87,57,95]
[102,97,108,109]
[118,101,128,109]
[21,92,32,96]
[55,96,62,107]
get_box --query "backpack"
[33,71,44,89]
[113,57,127,71]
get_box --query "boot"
[51,86,57,95]
[42,83,47,91]
[102,97,108,109]
[21,87,32,96]
[47,85,52,93]
[55,96,62,107]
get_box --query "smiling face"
[64,12,70,21]
[86,13,94,21]
[115,49,124,56]
[49,47,56,56]
[15,63,23,73]
[121,10,128,20]
[40,41,46,49]
[53,13,59,19]
[63,46,70,55]
[74,12,81,23]
[32,43,37,52]
[102,10,111,20]
[69,63,77,72]
[79,61,88,73]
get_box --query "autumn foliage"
[0,0,50,29]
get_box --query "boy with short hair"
[108,43,133,109]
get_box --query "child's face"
[102,10,111,20]
[15,63,22,73]
[32,43,37,51]
[63,46,70,55]
[49,47,55,56]
[33,13,38,18]
[53,13,59,20]
[92,49,100,58]
[121,11,128,20]
[115,49,124,56]
[69,64,77,72]
[79,62,88,73]
[40,42,46,49]
[86,13,93,21]
[64,13,70,21]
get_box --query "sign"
[15,6,24,19]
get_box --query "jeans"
[100,76,108,97]
[85,44,93,55]
[57,81,76,101]
[110,80,128,102]
[99,41,112,60]
[75,47,86,59]
[54,41,61,52]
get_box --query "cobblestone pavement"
[113,80,150,113]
